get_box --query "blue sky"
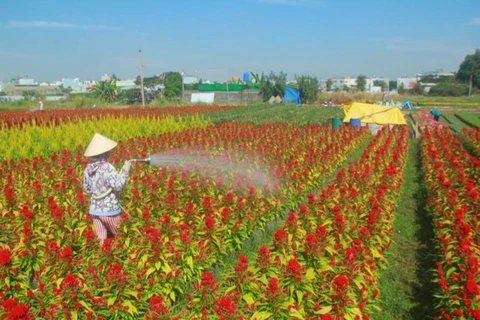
[1,0,479,82]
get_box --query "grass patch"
[373,139,435,320]
[455,112,480,128]
[205,103,344,125]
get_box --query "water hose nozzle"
[130,157,151,164]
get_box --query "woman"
[83,133,132,243]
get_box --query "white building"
[397,77,418,90]
[18,78,37,85]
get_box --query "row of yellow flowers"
[0,115,210,160]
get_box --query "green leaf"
[79,300,94,312]
[169,291,176,301]
[186,256,193,269]
[123,300,137,315]
[243,293,255,305]
[107,296,116,307]
[251,311,273,320]
[305,268,315,281]
[289,308,305,319]
[146,267,156,278]
[296,290,304,304]
[314,305,332,315]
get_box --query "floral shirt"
[83,160,129,216]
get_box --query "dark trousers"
[434,115,439,121]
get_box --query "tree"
[162,72,182,99]
[412,82,425,95]
[428,82,468,97]
[135,75,162,92]
[457,49,480,94]
[256,71,287,102]
[295,75,319,104]
[91,79,119,103]
[326,79,333,91]
[397,83,406,94]
[373,80,387,92]
[356,75,367,92]
[111,74,120,81]
[388,80,397,90]
[0,91,6,97]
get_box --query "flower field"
[421,127,480,320]
[0,105,242,129]
[0,106,479,319]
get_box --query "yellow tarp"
[342,102,407,125]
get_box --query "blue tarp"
[283,87,302,105]
[400,99,414,110]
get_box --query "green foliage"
[257,71,287,101]
[356,74,367,92]
[22,90,43,101]
[397,83,406,95]
[163,72,182,99]
[455,112,480,128]
[135,74,162,92]
[205,103,344,125]
[373,80,387,92]
[412,82,425,95]
[0,91,6,97]
[389,80,397,90]
[294,74,319,104]
[91,79,119,103]
[326,79,333,91]
[457,49,480,88]
[428,82,468,97]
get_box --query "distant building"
[1,84,62,96]
[17,78,37,86]
[417,69,455,80]
[397,77,418,90]
[116,79,138,91]
[62,78,81,90]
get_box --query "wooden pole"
[138,49,145,107]
[469,74,473,98]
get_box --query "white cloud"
[6,20,121,31]
[257,0,325,6]
[469,17,480,25]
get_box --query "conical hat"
[84,133,117,157]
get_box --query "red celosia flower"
[62,274,79,288]
[149,296,168,313]
[214,295,237,317]
[204,215,215,230]
[61,246,73,260]
[333,274,349,291]
[286,258,303,283]
[0,248,12,265]
[464,279,480,296]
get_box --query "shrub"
[428,82,469,97]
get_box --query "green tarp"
[198,83,259,92]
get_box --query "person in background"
[430,108,441,122]
[83,133,132,243]
[39,101,44,111]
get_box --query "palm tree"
[91,79,119,103]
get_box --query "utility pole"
[138,49,145,107]
[469,74,473,98]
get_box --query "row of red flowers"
[175,126,409,319]
[421,126,480,320]
[0,122,369,319]
[0,105,242,129]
